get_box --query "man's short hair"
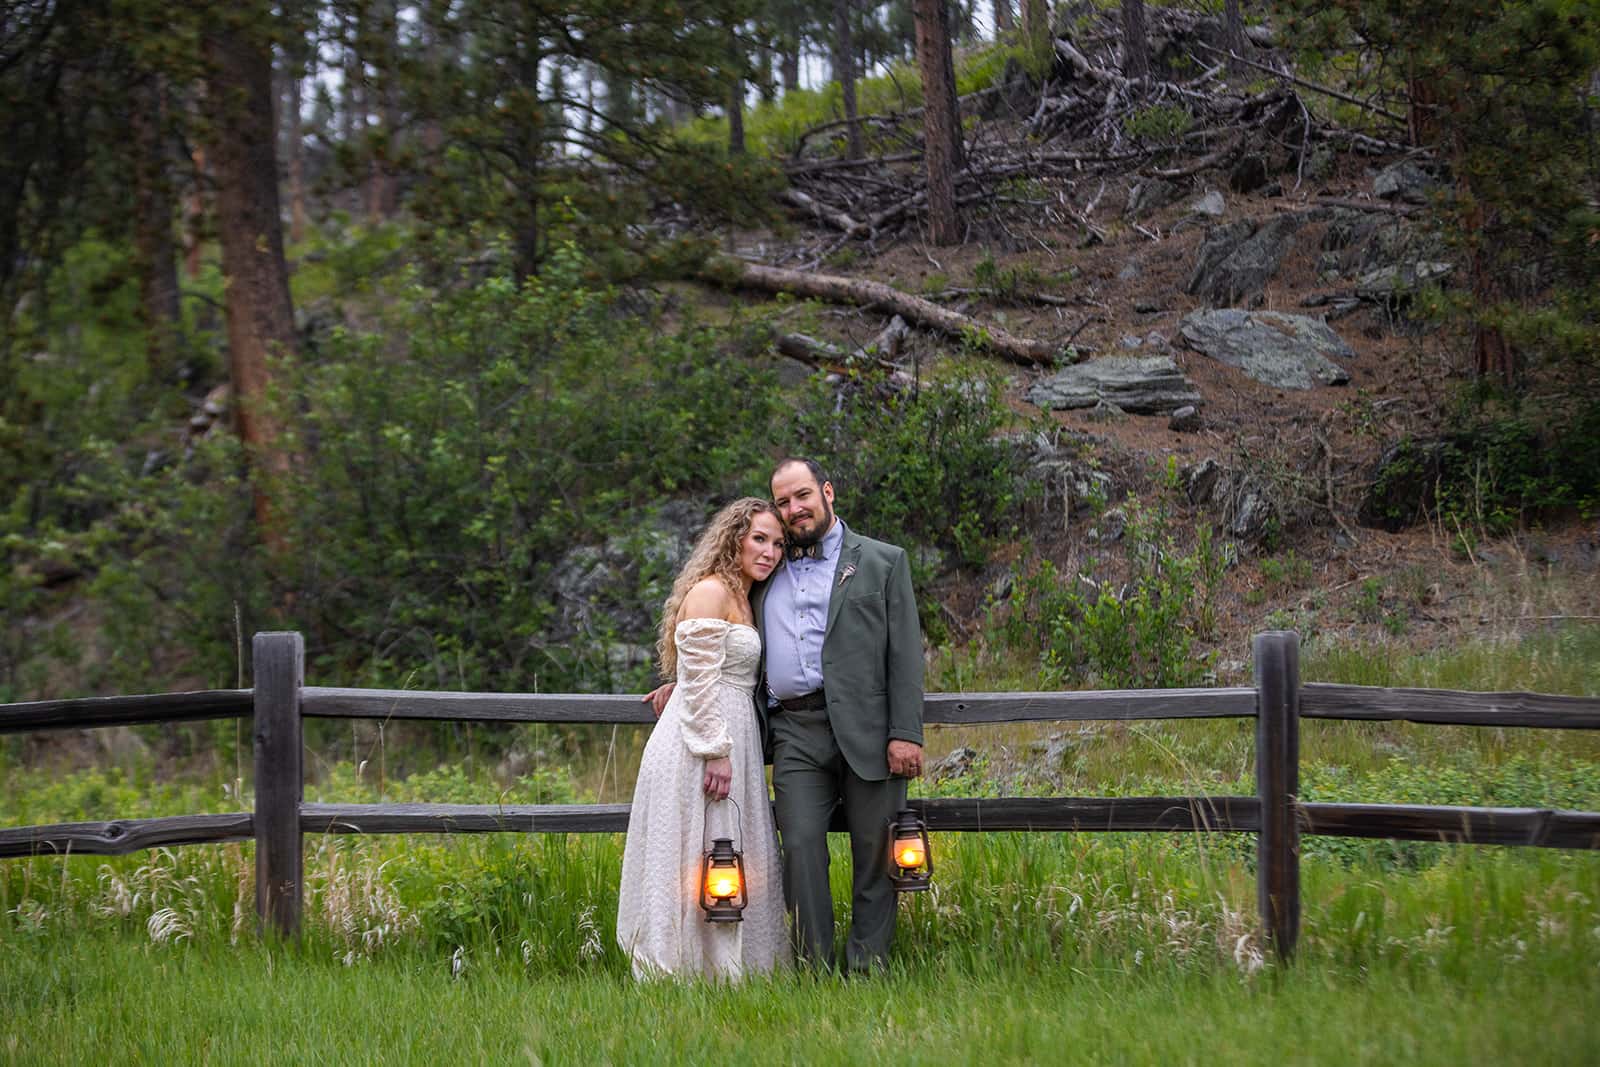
[771,456,829,491]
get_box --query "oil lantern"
[888,807,932,892]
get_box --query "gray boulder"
[1027,355,1203,415]
[1178,309,1354,390]
[1169,405,1202,432]
[1125,178,1186,220]
[1186,212,1319,306]
[1355,260,1454,300]
[1190,189,1226,217]
[1181,457,1281,543]
[547,500,704,646]
[1374,161,1436,204]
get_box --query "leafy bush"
[1003,496,1224,689]
[787,361,1033,582]
[1123,104,1192,143]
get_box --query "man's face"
[771,463,835,546]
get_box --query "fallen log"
[778,189,866,237]
[703,259,1067,366]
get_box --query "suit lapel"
[825,531,862,636]
[751,577,770,673]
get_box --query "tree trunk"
[203,13,297,540]
[1121,0,1149,81]
[729,77,746,154]
[833,0,863,159]
[1022,0,1048,61]
[184,137,207,280]
[129,75,181,382]
[702,259,1059,364]
[1223,0,1246,74]
[993,0,1012,34]
[913,0,961,244]
[780,47,801,95]
[283,66,307,243]
[372,0,401,220]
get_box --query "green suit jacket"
[752,523,925,781]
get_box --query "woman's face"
[739,512,785,584]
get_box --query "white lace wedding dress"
[616,618,790,979]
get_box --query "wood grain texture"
[1301,683,1600,729]
[1300,803,1600,849]
[297,796,1259,836]
[5,800,1593,861]
[254,632,303,939]
[303,803,634,834]
[0,814,254,858]
[1254,631,1301,961]
[302,688,657,724]
[299,686,1257,725]
[0,690,251,733]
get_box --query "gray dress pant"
[770,703,906,972]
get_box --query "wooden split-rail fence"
[3,630,1599,960]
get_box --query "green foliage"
[676,41,1025,159]
[3,243,786,697]
[787,362,1033,587]
[1003,495,1225,689]
[1275,0,1600,395]
[971,251,1077,302]
[1122,103,1193,143]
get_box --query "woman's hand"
[702,757,732,800]
[642,681,675,718]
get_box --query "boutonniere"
[837,563,856,587]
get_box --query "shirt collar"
[815,517,846,561]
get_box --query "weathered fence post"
[253,631,304,939]
[1254,629,1301,962]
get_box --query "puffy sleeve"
[673,619,734,759]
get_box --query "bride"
[616,497,791,979]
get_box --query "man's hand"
[643,682,675,718]
[887,740,923,778]
[703,756,733,800]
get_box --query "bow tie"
[786,542,821,562]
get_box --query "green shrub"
[788,361,1031,575]
[1003,496,1223,689]
[1122,104,1192,143]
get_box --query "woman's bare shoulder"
[679,577,737,620]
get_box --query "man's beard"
[787,499,834,547]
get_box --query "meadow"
[3,627,1599,1064]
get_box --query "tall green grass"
[3,842,1597,1064]
[3,628,1597,1061]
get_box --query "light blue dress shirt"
[762,518,846,703]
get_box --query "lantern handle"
[703,795,743,853]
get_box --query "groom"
[758,457,925,972]
[645,457,925,972]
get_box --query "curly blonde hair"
[656,497,782,679]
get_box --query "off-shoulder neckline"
[675,617,758,634]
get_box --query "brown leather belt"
[776,690,826,713]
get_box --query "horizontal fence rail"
[6,629,1600,962]
[1301,682,1600,729]
[12,685,1598,735]
[0,813,255,857]
[9,798,1599,860]
[297,686,1262,725]
[0,689,252,734]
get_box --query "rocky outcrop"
[1178,308,1354,389]
[1182,457,1279,542]
[546,501,705,669]
[1373,161,1437,205]
[1027,355,1203,414]
[1358,438,1449,531]
[1125,178,1186,220]
[1186,211,1322,306]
